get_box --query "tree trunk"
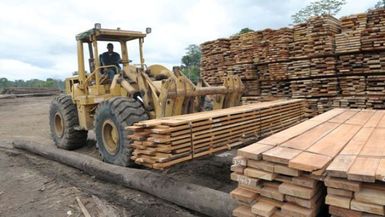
[13,141,236,217]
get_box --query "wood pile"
[288,60,311,79]
[362,8,385,51]
[254,28,293,63]
[228,63,257,80]
[290,23,311,59]
[260,81,291,97]
[325,109,385,216]
[289,16,341,59]
[243,80,261,96]
[366,96,385,109]
[241,96,287,105]
[200,8,385,117]
[127,99,305,169]
[231,108,385,217]
[291,78,338,98]
[200,38,231,84]
[257,62,288,81]
[307,15,341,57]
[310,57,337,77]
[339,76,366,96]
[335,13,367,53]
[333,96,367,109]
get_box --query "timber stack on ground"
[230,108,385,217]
[127,99,305,169]
[200,8,385,117]
[325,110,385,216]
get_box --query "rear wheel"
[94,97,148,167]
[49,95,88,149]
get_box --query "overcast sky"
[0,0,379,81]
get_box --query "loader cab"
[75,23,150,93]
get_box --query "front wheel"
[49,95,88,149]
[94,97,148,167]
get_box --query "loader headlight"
[146,27,152,34]
[94,23,101,30]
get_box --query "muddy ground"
[0,96,236,217]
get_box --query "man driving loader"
[100,43,121,79]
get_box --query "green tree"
[181,44,201,83]
[374,0,385,8]
[238,28,254,35]
[232,28,254,36]
[291,0,346,24]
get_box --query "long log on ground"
[13,141,235,217]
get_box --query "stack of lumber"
[241,96,287,105]
[310,57,337,77]
[366,75,385,95]
[257,62,288,81]
[200,8,385,117]
[288,60,311,79]
[235,32,263,64]
[200,39,231,84]
[231,108,385,217]
[335,13,367,53]
[260,81,291,97]
[289,15,341,59]
[361,8,385,51]
[339,76,366,96]
[290,23,310,58]
[336,54,365,74]
[228,63,258,79]
[366,96,385,109]
[243,80,261,96]
[127,99,305,169]
[291,78,338,98]
[307,15,341,57]
[325,109,385,216]
[254,28,293,63]
[333,97,367,109]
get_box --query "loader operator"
[100,43,121,80]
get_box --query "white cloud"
[0,0,380,80]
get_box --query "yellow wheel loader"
[49,24,243,167]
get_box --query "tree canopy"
[181,44,201,83]
[0,78,64,91]
[374,0,385,9]
[291,0,346,24]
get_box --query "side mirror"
[145,27,152,34]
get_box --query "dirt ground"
[0,96,236,217]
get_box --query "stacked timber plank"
[241,96,287,105]
[307,15,341,57]
[335,13,367,53]
[200,8,385,117]
[260,81,291,97]
[325,109,385,216]
[243,80,261,96]
[231,108,385,217]
[200,38,231,84]
[128,99,305,169]
[257,62,288,81]
[289,23,310,58]
[333,97,367,109]
[231,109,349,217]
[339,76,366,96]
[362,8,385,51]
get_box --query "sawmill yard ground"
[0,96,236,217]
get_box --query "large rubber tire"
[49,95,88,150]
[94,97,149,167]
